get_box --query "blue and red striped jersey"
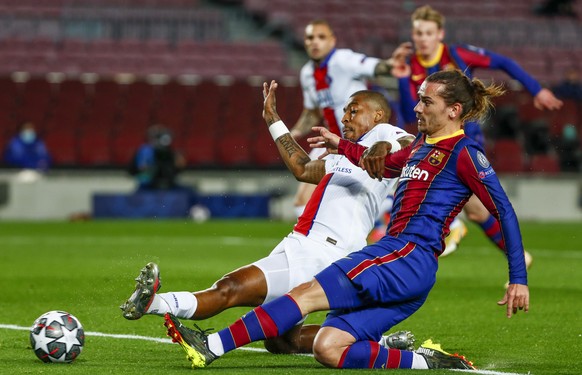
[338,132,527,285]
[398,43,543,124]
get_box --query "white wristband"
[388,140,401,153]
[269,120,290,141]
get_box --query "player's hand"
[359,141,390,181]
[390,42,413,78]
[262,80,281,125]
[497,283,529,318]
[533,88,563,111]
[392,42,413,61]
[308,126,341,158]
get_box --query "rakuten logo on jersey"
[400,164,429,181]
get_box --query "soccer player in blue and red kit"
[163,71,529,370]
[393,5,562,263]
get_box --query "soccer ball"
[29,310,85,363]
[189,204,211,223]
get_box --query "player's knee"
[211,276,238,303]
[312,340,341,368]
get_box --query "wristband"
[269,120,290,141]
[388,140,401,153]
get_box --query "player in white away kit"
[290,19,408,225]
[120,84,415,354]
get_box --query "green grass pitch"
[0,219,580,374]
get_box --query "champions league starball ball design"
[29,310,85,363]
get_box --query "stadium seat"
[181,135,217,167]
[44,130,78,166]
[490,139,526,173]
[215,134,253,167]
[77,130,112,166]
[152,81,192,132]
[111,133,144,166]
[528,154,561,174]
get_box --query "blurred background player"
[3,121,50,172]
[289,19,408,239]
[392,5,563,263]
[121,84,415,354]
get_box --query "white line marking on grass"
[1,324,532,371]
[0,324,267,353]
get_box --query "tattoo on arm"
[279,134,299,158]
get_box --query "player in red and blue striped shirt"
[393,5,559,268]
[164,71,529,370]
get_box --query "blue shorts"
[314,236,438,341]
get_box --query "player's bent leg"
[192,264,268,319]
[313,326,357,368]
[441,216,468,257]
[264,323,319,354]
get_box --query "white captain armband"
[269,120,290,141]
[388,139,402,153]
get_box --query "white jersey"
[300,48,380,136]
[294,123,410,251]
[254,123,411,302]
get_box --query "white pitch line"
[2,324,532,373]
[1,323,269,353]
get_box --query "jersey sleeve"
[456,145,528,285]
[300,67,317,110]
[342,49,380,79]
[338,139,410,179]
[455,45,542,96]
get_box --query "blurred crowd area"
[0,0,581,173]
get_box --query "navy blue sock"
[217,294,303,353]
[338,341,413,369]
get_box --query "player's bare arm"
[263,80,326,184]
[290,108,322,139]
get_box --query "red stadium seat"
[77,130,112,166]
[528,154,560,174]
[44,131,77,166]
[490,139,526,174]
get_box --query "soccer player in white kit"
[120,84,415,354]
[290,19,408,220]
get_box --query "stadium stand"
[0,0,580,173]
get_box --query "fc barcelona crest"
[428,150,445,166]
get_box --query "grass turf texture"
[0,220,580,375]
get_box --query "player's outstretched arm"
[290,108,322,139]
[497,283,530,318]
[262,81,325,184]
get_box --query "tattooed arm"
[263,80,326,184]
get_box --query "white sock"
[207,332,224,356]
[294,205,305,217]
[411,352,429,369]
[146,292,197,319]
[145,294,171,316]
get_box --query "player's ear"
[374,109,384,122]
[438,28,445,42]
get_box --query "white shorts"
[252,231,350,303]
